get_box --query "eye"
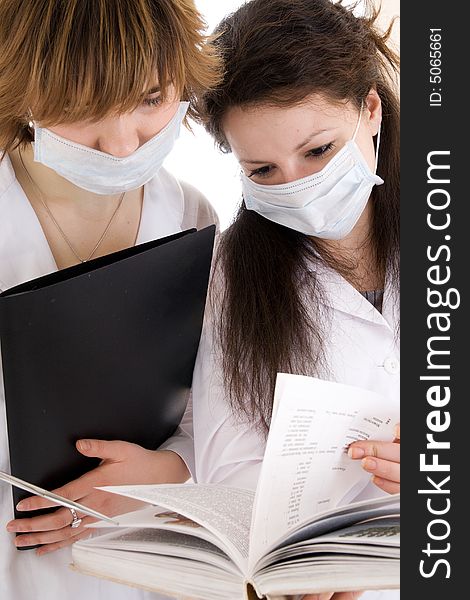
[142,93,162,107]
[248,165,274,179]
[305,142,334,158]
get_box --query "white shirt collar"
[0,155,185,291]
[311,260,399,332]
[0,155,57,290]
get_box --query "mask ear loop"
[353,101,382,176]
[352,102,363,141]
[374,121,382,175]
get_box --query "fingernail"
[15,537,29,547]
[78,439,91,451]
[16,501,28,511]
[6,522,16,532]
[362,458,377,471]
[348,446,365,459]
[373,476,384,486]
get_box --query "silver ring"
[69,507,82,529]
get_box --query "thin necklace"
[18,148,125,263]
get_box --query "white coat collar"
[0,155,57,290]
[311,260,399,332]
[0,155,184,291]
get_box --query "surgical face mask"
[240,106,384,240]
[32,101,189,195]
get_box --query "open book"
[72,375,400,599]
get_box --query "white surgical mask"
[241,106,384,240]
[32,101,189,195]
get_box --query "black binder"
[0,225,215,524]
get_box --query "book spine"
[245,582,264,600]
[245,583,299,600]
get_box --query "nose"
[277,161,324,184]
[279,166,311,184]
[97,116,141,157]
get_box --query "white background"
[165,1,246,230]
[165,0,398,230]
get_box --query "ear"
[364,88,382,136]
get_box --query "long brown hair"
[200,0,400,433]
[0,0,221,155]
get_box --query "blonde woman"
[0,1,219,598]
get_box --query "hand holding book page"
[70,374,399,599]
[249,374,399,566]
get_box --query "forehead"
[33,75,169,127]
[223,95,356,159]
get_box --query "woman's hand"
[348,423,400,494]
[6,440,189,555]
[297,429,401,600]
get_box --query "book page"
[80,526,237,573]
[98,483,254,571]
[248,374,399,568]
[88,504,226,549]
[270,495,399,553]
[261,514,400,568]
[73,534,244,600]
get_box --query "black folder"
[0,225,215,524]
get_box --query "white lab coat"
[189,259,400,600]
[0,154,218,600]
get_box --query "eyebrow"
[240,158,273,165]
[294,128,331,151]
[146,86,161,95]
[240,128,332,165]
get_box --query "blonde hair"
[0,0,220,154]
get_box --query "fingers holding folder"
[6,441,189,554]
